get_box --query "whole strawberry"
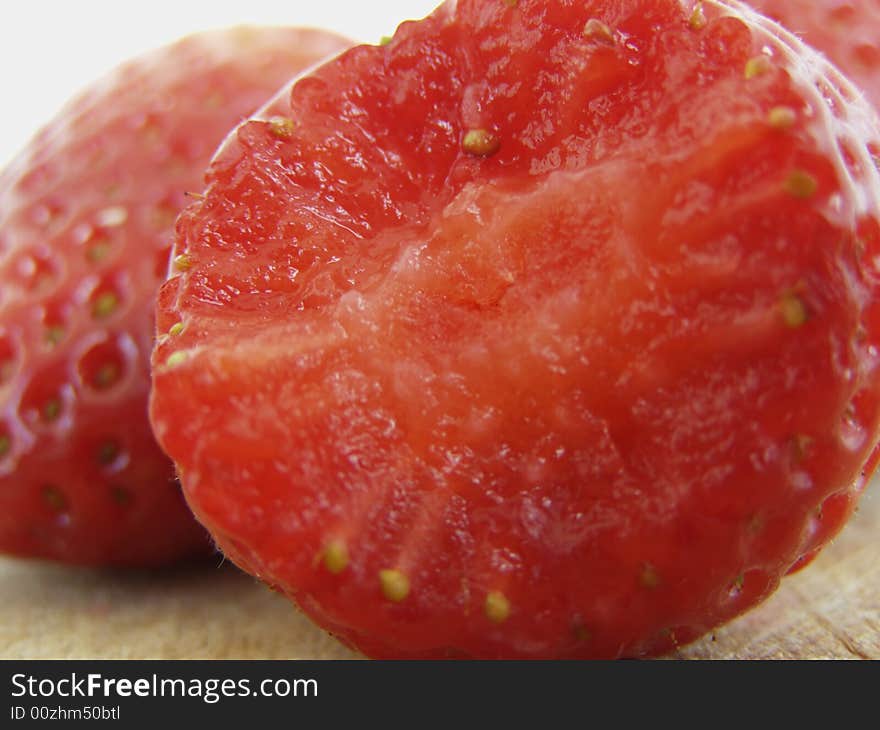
[0,26,351,566]
[749,0,880,108]
[152,0,880,657]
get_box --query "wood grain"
[1,486,877,660]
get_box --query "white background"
[0,0,441,168]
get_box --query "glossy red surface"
[0,27,351,566]
[152,1,880,656]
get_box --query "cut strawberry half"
[152,0,880,656]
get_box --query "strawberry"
[151,0,880,657]
[0,26,351,567]
[749,0,880,108]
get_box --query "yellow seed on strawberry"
[93,363,120,389]
[165,351,190,369]
[97,441,119,466]
[485,591,511,623]
[44,327,65,347]
[86,240,112,263]
[42,399,61,422]
[173,254,192,271]
[268,116,296,139]
[462,129,501,157]
[92,292,119,319]
[641,563,661,589]
[780,292,808,328]
[791,434,813,462]
[784,170,819,198]
[379,569,410,602]
[323,540,350,574]
[745,55,772,79]
[768,106,797,129]
[42,485,67,512]
[689,3,707,30]
[583,18,615,45]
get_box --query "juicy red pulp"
[153,0,880,657]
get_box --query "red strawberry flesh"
[152,1,880,656]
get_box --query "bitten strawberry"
[750,0,880,108]
[0,26,351,566]
[152,0,880,657]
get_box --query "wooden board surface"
[1,486,877,660]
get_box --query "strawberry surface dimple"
[153,0,880,656]
[0,26,352,567]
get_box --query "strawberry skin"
[0,27,351,567]
[152,0,880,657]
[750,0,880,108]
